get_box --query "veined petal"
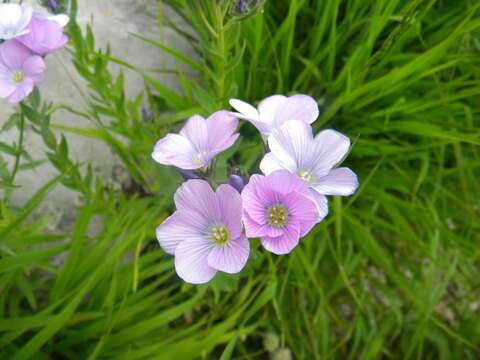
[229,98,259,120]
[308,189,329,223]
[180,114,208,152]
[151,133,198,169]
[261,222,300,255]
[284,191,318,236]
[207,235,249,274]
[275,94,319,126]
[268,120,314,172]
[174,179,221,221]
[265,170,309,196]
[174,236,216,284]
[258,94,287,128]
[314,167,358,196]
[156,210,209,255]
[0,40,31,70]
[311,129,351,176]
[206,110,239,151]
[259,152,289,175]
[216,184,243,239]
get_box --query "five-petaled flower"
[229,94,319,138]
[152,111,239,170]
[156,180,249,284]
[0,41,45,103]
[241,170,318,255]
[260,120,358,214]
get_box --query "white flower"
[0,4,33,40]
[260,120,358,216]
[229,94,319,138]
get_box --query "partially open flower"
[229,94,319,138]
[242,170,319,255]
[260,120,358,214]
[152,111,239,170]
[0,4,33,41]
[17,15,68,56]
[0,40,45,103]
[156,180,249,284]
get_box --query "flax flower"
[0,4,33,40]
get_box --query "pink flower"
[152,111,239,170]
[229,94,319,138]
[241,170,319,255]
[156,180,249,284]
[260,120,358,214]
[17,15,68,56]
[0,40,45,103]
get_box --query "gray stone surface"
[0,1,190,217]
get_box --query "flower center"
[193,151,207,166]
[266,204,288,228]
[11,71,24,84]
[297,170,314,185]
[209,224,229,245]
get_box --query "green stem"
[9,107,25,187]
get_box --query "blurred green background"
[1,0,479,359]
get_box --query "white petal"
[229,99,259,120]
[274,94,319,126]
[174,236,216,284]
[48,14,70,27]
[311,129,351,176]
[268,120,314,172]
[314,167,358,196]
[259,152,288,175]
[180,114,208,151]
[308,189,329,223]
[151,133,198,169]
[257,94,287,128]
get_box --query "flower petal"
[259,152,289,175]
[268,120,314,172]
[314,167,358,196]
[0,76,16,98]
[174,179,221,221]
[216,184,243,239]
[179,114,208,152]
[156,210,209,255]
[311,129,351,176]
[206,110,239,151]
[207,235,249,274]
[22,55,45,80]
[284,192,318,236]
[0,40,31,70]
[229,98,259,120]
[265,170,309,196]
[261,222,300,255]
[8,77,34,103]
[274,94,319,126]
[308,189,329,223]
[174,236,216,284]
[151,133,198,169]
[257,94,287,128]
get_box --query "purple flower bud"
[179,169,199,181]
[142,104,153,121]
[48,0,59,11]
[234,0,247,13]
[228,174,245,192]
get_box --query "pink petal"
[265,170,309,196]
[243,211,267,238]
[314,167,358,196]
[207,235,249,274]
[284,192,318,236]
[156,210,209,255]
[151,133,198,169]
[0,40,31,70]
[22,55,45,81]
[311,129,351,176]
[206,110,239,151]
[174,236,216,284]
[275,94,319,126]
[216,184,243,239]
[0,76,16,98]
[174,179,221,221]
[261,223,300,255]
[180,114,208,151]
[8,78,33,103]
[268,120,314,172]
[229,99,259,120]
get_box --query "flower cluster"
[0,3,69,103]
[153,95,358,284]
